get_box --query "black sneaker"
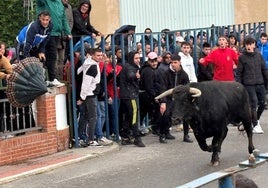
[159,135,167,144]
[165,133,175,139]
[183,135,193,143]
[133,137,145,147]
[121,138,133,145]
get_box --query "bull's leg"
[194,135,211,152]
[210,128,228,166]
[217,127,228,153]
[242,119,255,154]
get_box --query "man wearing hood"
[119,50,145,147]
[72,0,102,45]
[236,36,268,134]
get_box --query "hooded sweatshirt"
[119,51,140,99]
[80,56,100,100]
[72,0,99,36]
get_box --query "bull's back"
[189,81,250,117]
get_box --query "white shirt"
[179,52,197,82]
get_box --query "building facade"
[90,0,267,35]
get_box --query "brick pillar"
[0,86,70,166]
[36,86,70,151]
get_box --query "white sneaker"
[51,79,65,87]
[98,137,113,146]
[253,125,264,134]
[88,140,103,147]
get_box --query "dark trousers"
[245,85,266,126]
[119,98,140,139]
[139,92,160,127]
[45,36,58,81]
[78,96,97,142]
[158,101,190,135]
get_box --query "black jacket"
[139,61,158,100]
[119,51,140,99]
[72,0,99,37]
[236,50,268,85]
[159,65,190,103]
[197,52,214,82]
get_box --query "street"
[1,110,268,188]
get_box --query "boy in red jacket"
[199,36,238,81]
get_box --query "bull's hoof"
[211,161,220,166]
[237,124,245,131]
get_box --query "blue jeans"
[95,101,105,139]
[108,98,119,135]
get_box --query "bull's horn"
[189,87,201,97]
[155,88,174,100]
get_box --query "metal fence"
[0,21,265,143]
[0,80,41,139]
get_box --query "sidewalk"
[0,142,120,185]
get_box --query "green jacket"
[36,0,71,37]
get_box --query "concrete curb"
[0,143,120,185]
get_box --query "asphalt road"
[1,111,268,188]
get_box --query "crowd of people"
[0,0,267,149]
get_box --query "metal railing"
[67,21,266,147]
[0,80,41,139]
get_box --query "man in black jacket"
[119,51,145,147]
[139,52,160,137]
[236,36,268,134]
[157,54,193,143]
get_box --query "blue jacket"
[257,40,268,69]
[16,20,52,58]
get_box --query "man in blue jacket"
[16,10,52,61]
[257,32,268,108]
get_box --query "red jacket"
[105,62,122,98]
[203,47,238,81]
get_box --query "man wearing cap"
[150,51,171,134]
[157,54,193,143]
[139,52,160,138]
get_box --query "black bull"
[155,81,255,166]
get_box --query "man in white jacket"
[179,41,197,83]
[77,48,102,146]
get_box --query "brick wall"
[0,87,69,166]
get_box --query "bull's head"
[155,85,201,119]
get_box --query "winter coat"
[236,50,268,86]
[139,61,158,100]
[72,0,99,37]
[159,65,189,103]
[119,51,140,99]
